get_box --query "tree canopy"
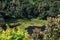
[0,0,60,20]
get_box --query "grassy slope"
[6,19,48,29]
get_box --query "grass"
[1,19,60,40]
[6,19,48,29]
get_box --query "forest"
[0,0,60,40]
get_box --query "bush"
[0,24,29,40]
[43,17,60,40]
[0,0,60,20]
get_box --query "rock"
[25,25,46,36]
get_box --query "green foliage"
[0,24,27,40]
[0,0,60,20]
[43,17,60,40]
[0,18,60,40]
[0,0,60,40]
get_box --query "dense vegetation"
[0,0,60,40]
[0,16,60,40]
[0,0,60,20]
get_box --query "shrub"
[0,24,29,40]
